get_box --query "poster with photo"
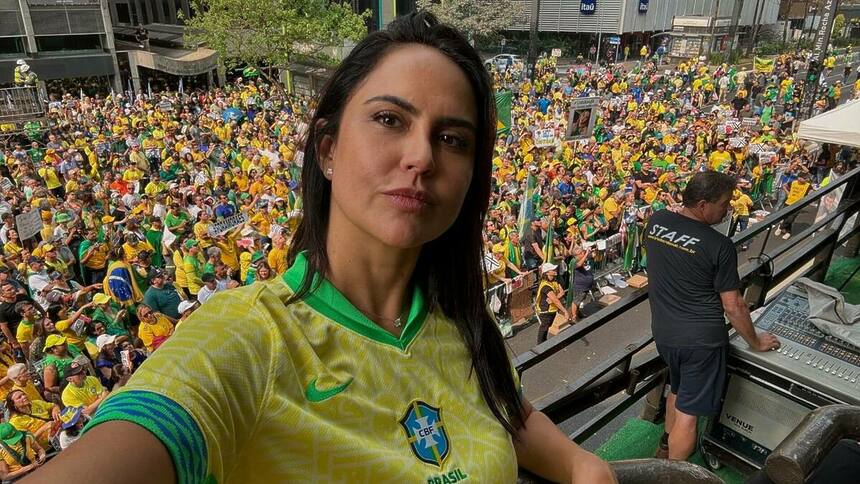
[565,97,600,141]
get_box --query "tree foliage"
[415,0,525,39]
[832,14,846,38]
[184,0,368,76]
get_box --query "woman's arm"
[21,420,175,484]
[546,291,569,320]
[515,400,616,484]
[43,364,59,395]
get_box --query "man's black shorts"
[656,344,727,416]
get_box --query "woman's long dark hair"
[286,11,526,435]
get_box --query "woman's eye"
[373,112,401,128]
[440,133,467,149]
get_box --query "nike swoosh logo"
[305,377,353,403]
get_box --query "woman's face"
[11,390,29,409]
[322,44,478,250]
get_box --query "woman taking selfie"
[27,12,615,484]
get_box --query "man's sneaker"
[774,227,782,236]
[782,232,790,240]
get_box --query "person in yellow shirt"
[708,142,732,171]
[61,362,108,415]
[5,388,60,450]
[6,364,42,404]
[0,423,46,479]
[136,304,175,352]
[267,232,290,275]
[776,173,811,239]
[121,234,154,264]
[731,189,753,250]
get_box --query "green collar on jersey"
[283,252,428,351]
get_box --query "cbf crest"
[399,400,450,467]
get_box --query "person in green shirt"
[144,218,165,268]
[164,204,190,236]
[27,142,44,167]
[89,293,130,337]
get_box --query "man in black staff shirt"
[644,172,780,461]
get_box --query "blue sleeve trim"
[84,390,210,484]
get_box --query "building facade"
[0,0,121,90]
[512,0,780,59]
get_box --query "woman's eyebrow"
[364,95,475,132]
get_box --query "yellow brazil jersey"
[85,252,517,483]
[62,375,105,408]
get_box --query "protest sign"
[0,178,13,192]
[742,117,758,127]
[162,226,177,248]
[748,144,764,154]
[551,48,562,58]
[483,253,501,273]
[208,212,249,237]
[15,210,43,240]
[728,137,747,148]
[566,96,600,140]
[534,129,556,147]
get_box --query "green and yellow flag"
[495,90,512,136]
[754,57,774,73]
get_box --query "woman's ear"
[315,119,335,172]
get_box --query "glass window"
[0,36,24,56]
[35,34,101,52]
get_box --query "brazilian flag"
[242,66,260,78]
[495,90,512,136]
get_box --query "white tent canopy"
[797,99,860,148]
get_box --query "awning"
[797,99,860,148]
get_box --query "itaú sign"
[580,0,596,14]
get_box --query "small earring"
[325,167,333,178]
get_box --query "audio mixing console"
[730,285,860,405]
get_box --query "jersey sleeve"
[713,239,741,293]
[83,287,280,484]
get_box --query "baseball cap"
[60,406,84,429]
[149,268,166,282]
[65,362,86,378]
[0,423,23,446]
[540,262,558,274]
[177,300,197,314]
[43,334,67,351]
[184,239,198,249]
[96,334,117,350]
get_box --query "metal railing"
[515,164,860,446]
[0,86,44,123]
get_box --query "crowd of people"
[485,50,859,339]
[0,42,856,476]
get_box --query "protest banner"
[208,212,249,237]
[754,57,775,73]
[742,117,758,126]
[15,210,42,240]
[534,129,556,147]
